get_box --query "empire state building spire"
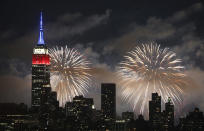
[38,12,45,45]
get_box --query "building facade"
[163,98,174,130]
[149,93,162,130]
[65,95,95,130]
[178,108,204,131]
[101,83,116,119]
[31,12,51,111]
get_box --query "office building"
[31,12,51,111]
[101,83,116,120]
[149,93,162,130]
[162,97,174,130]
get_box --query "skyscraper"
[65,95,95,130]
[101,83,116,119]
[31,12,51,111]
[149,93,162,129]
[163,97,174,129]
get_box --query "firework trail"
[49,46,91,107]
[117,42,188,116]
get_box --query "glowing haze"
[117,42,189,117]
[49,46,92,107]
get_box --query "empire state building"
[31,12,51,111]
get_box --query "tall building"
[65,95,95,130]
[163,97,174,130]
[31,12,51,111]
[31,13,60,130]
[101,83,116,119]
[149,92,162,130]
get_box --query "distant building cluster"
[1,91,204,130]
[0,13,204,131]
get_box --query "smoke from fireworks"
[49,46,91,107]
[117,42,188,116]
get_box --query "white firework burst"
[49,46,91,107]
[117,42,188,116]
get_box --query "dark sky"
[0,0,204,116]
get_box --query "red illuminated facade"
[32,54,50,65]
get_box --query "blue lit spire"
[38,12,45,45]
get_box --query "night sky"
[0,0,204,116]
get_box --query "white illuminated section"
[33,48,48,54]
[92,105,95,109]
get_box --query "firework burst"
[117,42,188,116]
[49,46,91,107]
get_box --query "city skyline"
[0,0,204,118]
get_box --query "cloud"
[0,29,17,40]
[46,9,110,40]
[173,35,204,69]
[57,13,82,23]
[0,74,31,106]
[103,2,203,56]
[0,10,111,60]
[0,58,30,76]
[169,2,203,22]
[109,17,176,53]
[180,68,204,115]
[0,58,31,105]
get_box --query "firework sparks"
[117,42,188,116]
[49,46,91,107]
